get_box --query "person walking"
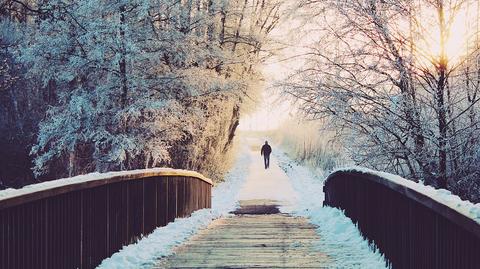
[261,141,272,169]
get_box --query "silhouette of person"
[261,141,272,169]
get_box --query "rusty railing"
[0,168,213,269]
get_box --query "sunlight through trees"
[281,0,480,201]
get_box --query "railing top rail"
[0,168,213,210]
[326,167,480,238]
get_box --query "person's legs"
[266,155,270,168]
[264,155,268,169]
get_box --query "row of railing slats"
[0,176,212,269]
[324,173,480,269]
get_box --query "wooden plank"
[40,199,47,269]
[184,177,192,216]
[156,177,168,227]
[167,177,177,223]
[68,191,82,269]
[144,179,157,234]
[94,186,109,268]
[12,207,18,268]
[0,208,5,269]
[157,200,330,268]
[107,181,129,257]
[177,177,186,218]
[127,180,144,243]
[19,205,26,269]
[81,186,109,268]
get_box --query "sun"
[413,1,478,67]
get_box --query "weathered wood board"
[156,200,330,268]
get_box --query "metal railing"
[324,170,480,269]
[0,168,213,269]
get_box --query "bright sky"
[238,91,291,131]
[237,54,301,131]
[238,10,308,132]
[239,0,480,132]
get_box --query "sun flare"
[414,1,479,66]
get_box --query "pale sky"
[238,8,310,132]
[238,91,292,131]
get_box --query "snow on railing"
[324,167,480,269]
[0,168,213,269]
[329,166,480,224]
[0,168,213,209]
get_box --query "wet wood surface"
[156,200,329,269]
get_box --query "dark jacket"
[261,144,272,156]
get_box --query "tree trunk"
[232,0,248,53]
[68,152,75,177]
[181,0,193,34]
[371,1,428,179]
[436,1,448,189]
[119,5,128,109]
[219,8,226,46]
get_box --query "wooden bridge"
[1,167,480,268]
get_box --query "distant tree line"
[0,0,284,187]
[283,0,480,202]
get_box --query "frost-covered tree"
[1,0,286,183]
[282,0,480,201]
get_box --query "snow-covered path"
[273,150,388,268]
[98,137,387,268]
[157,139,330,268]
[237,144,298,209]
[235,138,387,268]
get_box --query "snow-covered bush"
[270,119,350,173]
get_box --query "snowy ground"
[98,138,388,268]
[273,150,388,268]
[237,142,298,211]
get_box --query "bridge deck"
[156,200,329,268]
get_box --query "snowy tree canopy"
[1,0,287,183]
[281,0,480,202]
